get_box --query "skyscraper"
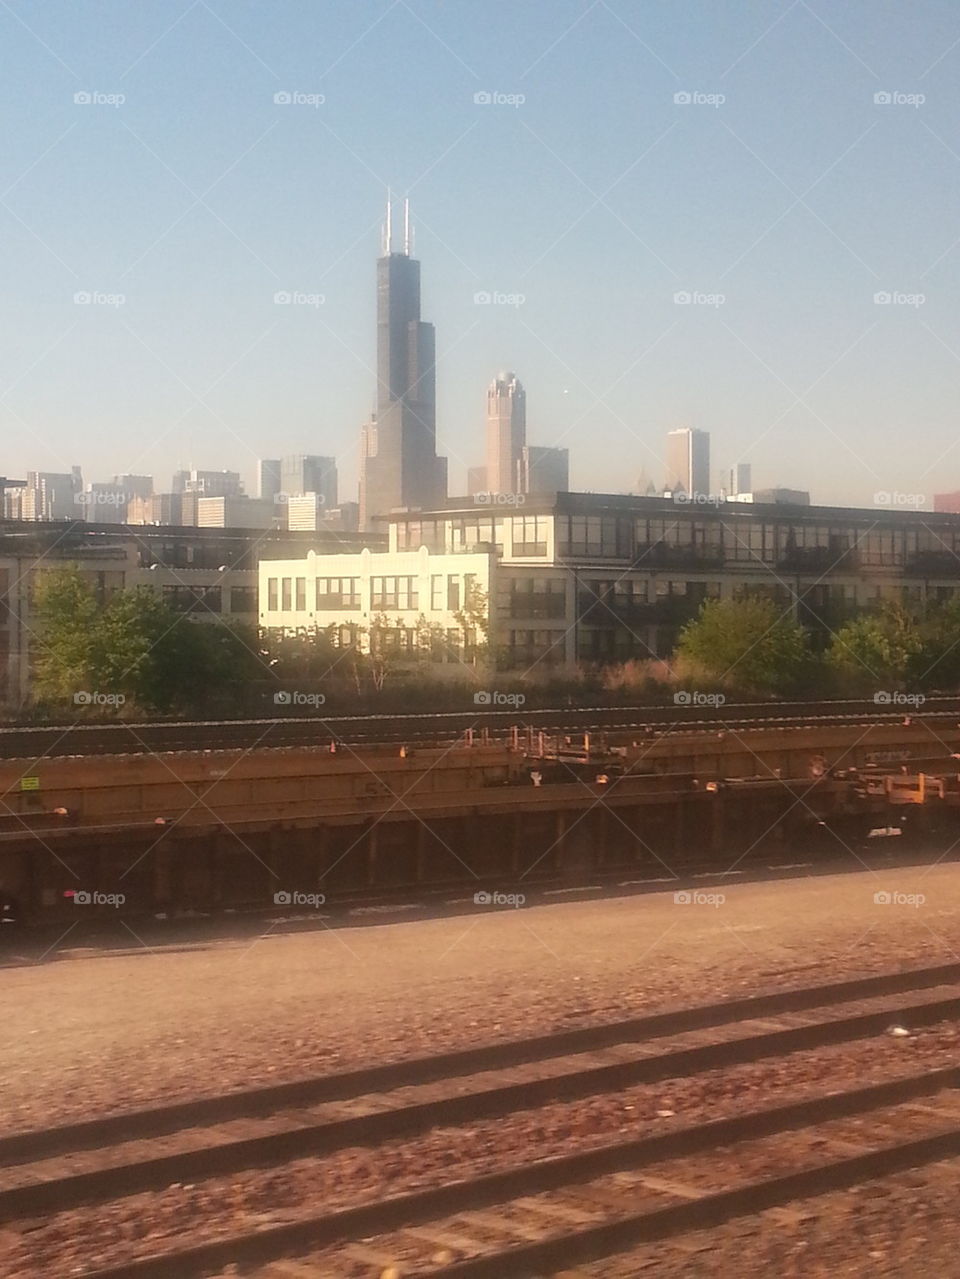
[280,454,337,507]
[520,445,569,496]
[258,459,281,502]
[727,462,751,497]
[486,372,526,493]
[665,428,710,498]
[359,198,447,529]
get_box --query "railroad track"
[8,960,960,1277]
[1,695,959,757]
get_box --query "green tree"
[827,603,924,692]
[675,596,812,695]
[32,568,260,714]
[31,567,101,702]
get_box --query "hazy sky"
[2,0,959,507]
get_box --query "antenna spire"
[383,189,393,254]
[403,197,411,255]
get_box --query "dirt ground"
[2,858,957,1133]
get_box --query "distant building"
[280,455,337,507]
[934,492,960,514]
[0,520,380,707]
[727,463,751,497]
[753,487,810,506]
[486,372,526,494]
[359,199,447,529]
[10,468,83,520]
[520,445,569,496]
[81,482,129,524]
[127,493,183,525]
[172,469,243,498]
[258,459,282,502]
[467,466,488,497]
[286,496,359,533]
[665,429,709,498]
[196,496,278,529]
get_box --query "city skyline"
[3,3,960,510]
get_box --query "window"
[371,576,418,610]
[267,578,278,610]
[316,577,359,608]
[231,586,257,614]
[562,515,618,556]
[281,578,292,610]
[162,584,222,614]
[431,574,444,610]
[295,577,307,610]
[447,575,460,610]
[512,515,548,555]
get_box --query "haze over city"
[3,0,960,506]
[9,9,960,1279]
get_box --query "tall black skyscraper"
[359,198,447,529]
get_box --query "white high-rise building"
[665,429,710,498]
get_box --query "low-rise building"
[258,491,960,670]
[0,521,380,707]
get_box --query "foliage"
[828,600,960,693]
[32,568,261,714]
[675,597,812,695]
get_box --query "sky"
[2,0,960,508]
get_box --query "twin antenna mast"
[382,191,413,256]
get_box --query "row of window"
[265,574,480,613]
[558,515,960,565]
[394,515,551,554]
[161,584,256,614]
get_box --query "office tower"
[280,454,337,507]
[258,459,282,502]
[171,469,243,498]
[519,445,569,496]
[82,482,129,524]
[126,493,183,525]
[115,474,153,502]
[486,372,526,493]
[727,463,751,497]
[665,428,710,498]
[196,496,277,529]
[359,198,447,529]
[18,468,83,520]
